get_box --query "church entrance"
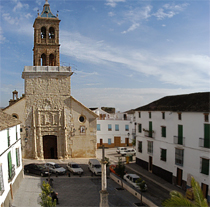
[43,135,58,159]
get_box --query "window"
[147,141,153,154]
[7,129,10,147]
[160,149,167,161]
[162,112,165,119]
[201,158,209,175]
[0,164,4,195]
[41,27,46,38]
[49,27,55,39]
[175,148,184,166]
[204,114,209,122]
[125,125,129,131]
[108,139,112,145]
[20,128,23,133]
[108,124,112,131]
[204,124,210,148]
[138,112,141,118]
[178,125,183,145]
[149,112,151,119]
[16,126,18,140]
[79,115,86,123]
[16,148,20,167]
[161,126,166,138]
[138,124,142,133]
[138,141,142,153]
[178,113,182,120]
[97,124,101,131]
[115,124,119,131]
[8,151,12,180]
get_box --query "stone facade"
[3,0,98,159]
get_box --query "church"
[3,0,98,159]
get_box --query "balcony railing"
[174,136,185,146]
[199,138,210,148]
[8,164,15,182]
[143,129,155,138]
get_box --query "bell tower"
[33,0,60,66]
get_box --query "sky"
[0,0,209,112]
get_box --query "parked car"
[116,147,127,154]
[123,174,141,189]
[88,159,101,175]
[121,149,136,156]
[45,162,66,175]
[24,164,50,177]
[66,162,83,175]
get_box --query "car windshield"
[54,164,61,168]
[94,164,101,168]
[133,178,138,183]
[72,164,79,168]
[37,165,44,169]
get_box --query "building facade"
[135,92,210,202]
[92,108,135,148]
[3,0,97,159]
[0,110,23,207]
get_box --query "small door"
[100,139,103,146]
[125,138,129,146]
[201,183,208,199]
[177,168,183,187]
[114,137,121,147]
[149,156,153,172]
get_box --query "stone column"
[63,108,68,159]
[38,110,44,159]
[32,107,38,159]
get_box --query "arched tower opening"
[41,53,46,66]
[49,54,55,66]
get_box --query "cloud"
[13,1,29,12]
[153,3,189,20]
[105,0,126,8]
[122,23,139,34]
[108,12,115,17]
[0,26,6,44]
[72,87,205,112]
[76,71,98,78]
[60,31,210,89]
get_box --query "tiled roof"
[135,92,210,112]
[40,1,56,18]
[0,110,21,131]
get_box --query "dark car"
[24,164,50,177]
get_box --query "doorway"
[149,156,153,172]
[43,135,57,159]
[125,138,129,146]
[177,168,183,187]
[114,137,121,147]
[201,183,209,199]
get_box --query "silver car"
[66,162,83,175]
[45,162,66,175]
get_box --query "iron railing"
[199,138,210,148]
[174,136,185,146]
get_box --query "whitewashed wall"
[0,124,22,205]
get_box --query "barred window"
[147,141,153,154]
[138,141,142,153]
[175,148,184,166]
[160,149,167,161]
[0,164,4,195]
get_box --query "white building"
[135,92,210,202]
[91,108,136,148]
[0,110,23,207]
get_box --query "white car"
[121,149,136,156]
[66,162,83,175]
[123,174,140,189]
[116,147,127,154]
[45,162,66,175]
[88,159,101,175]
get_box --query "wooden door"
[177,168,183,187]
[100,139,103,146]
[125,138,129,146]
[114,137,121,147]
[43,135,57,159]
[201,183,208,199]
[149,156,153,172]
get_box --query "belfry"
[3,0,97,159]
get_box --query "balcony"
[174,136,185,146]
[143,129,155,138]
[199,138,210,148]
[8,164,16,182]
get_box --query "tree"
[162,177,208,207]
[115,158,126,189]
[39,181,56,207]
[136,178,147,205]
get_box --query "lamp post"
[99,145,109,207]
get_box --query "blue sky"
[0,0,209,112]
